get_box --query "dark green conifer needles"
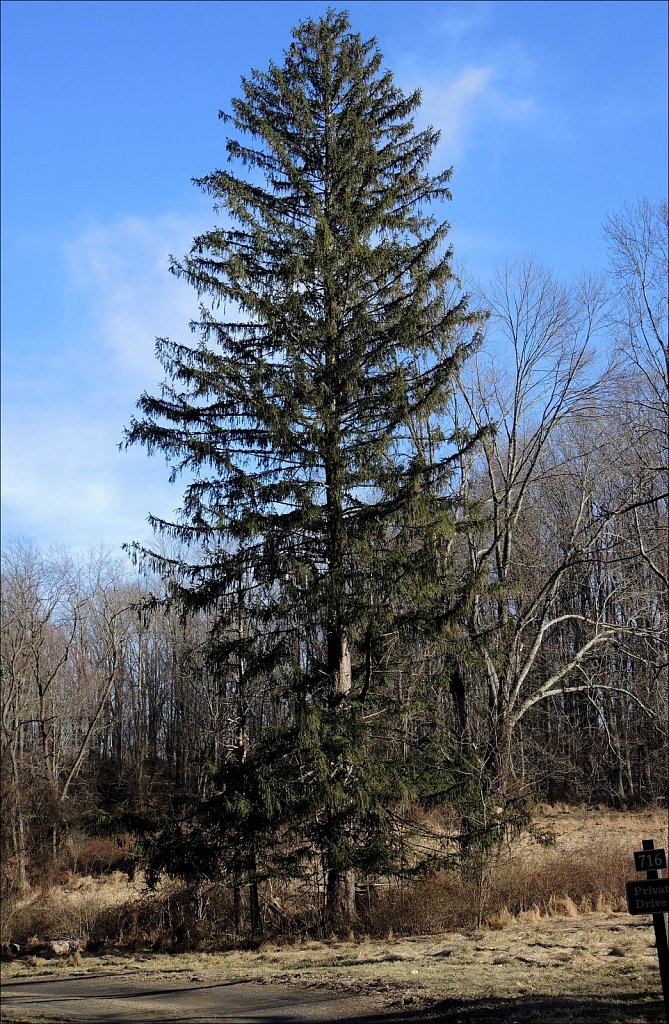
[125,8,483,931]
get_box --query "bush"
[2,837,635,951]
[86,881,237,950]
[488,840,630,918]
[3,892,82,948]
[357,873,473,936]
[61,835,136,879]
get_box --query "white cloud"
[416,65,537,163]
[1,404,176,553]
[3,210,258,552]
[430,1,493,43]
[2,213,210,552]
[419,67,493,161]
[389,6,539,166]
[64,214,203,384]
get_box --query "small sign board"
[634,847,667,872]
[626,878,669,915]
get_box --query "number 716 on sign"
[634,848,667,872]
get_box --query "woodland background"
[2,200,666,919]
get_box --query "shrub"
[2,835,636,951]
[488,840,630,918]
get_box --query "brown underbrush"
[2,804,666,954]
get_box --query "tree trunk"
[330,629,352,699]
[233,885,243,935]
[11,815,27,888]
[324,630,356,932]
[249,878,262,938]
[325,865,356,934]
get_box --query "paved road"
[0,972,432,1024]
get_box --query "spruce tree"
[126,8,483,930]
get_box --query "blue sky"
[2,0,667,554]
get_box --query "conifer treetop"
[125,7,482,600]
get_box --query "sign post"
[626,838,669,1020]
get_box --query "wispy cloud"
[3,213,206,551]
[64,214,202,384]
[389,5,539,166]
[426,1,496,46]
[416,64,538,163]
[1,403,175,553]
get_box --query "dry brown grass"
[2,804,666,954]
[356,804,668,936]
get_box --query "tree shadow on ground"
[352,991,666,1023]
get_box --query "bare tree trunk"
[11,814,27,888]
[249,841,262,939]
[233,885,243,935]
[324,630,357,933]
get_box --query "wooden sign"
[629,838,669,1016]
[634,848,667,872]
[626,878,669,915]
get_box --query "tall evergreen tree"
[126,8,483,929]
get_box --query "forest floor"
[2,805,667,1023]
